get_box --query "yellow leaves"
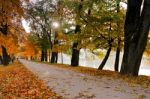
[57,32,67,40]
[0,62,61,98]
[21,41,39,58]
[52,31,70,53]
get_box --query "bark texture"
[2,46,10,65]
[51,52,58,63]
[98,46,112,70]
[41,49,47,62]
[114,46,120,71]
[98,39,113,70]
[71,25,81,66]
[120,0,150,76]
[114,0,121,72]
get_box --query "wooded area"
[0,0,150,76]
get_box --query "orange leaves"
[22,41,39,58]
[0,62,61,98]
[0,0,24,23]
[0,34,19,55]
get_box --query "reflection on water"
[57,49,150,76]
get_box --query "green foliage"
[28,32,50,50]
[61,0,125,50]
[24,0,125,57]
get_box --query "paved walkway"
[20,59,150,99]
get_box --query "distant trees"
[25,0,56,62]
[22,37,39,60]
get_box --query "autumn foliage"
[0,61,62,98]
[21,41,39,59]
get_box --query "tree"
[60,0,83,66]
[51,31,59,63]
[23,40,38,60]
[114,0,121,72]
[61,0,124,68]
[71,25,81,66]
[120,0,150,76]
[25,0,56,62]
[0,0,27,65]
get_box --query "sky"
[22,19,30,33]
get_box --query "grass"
[0,61,63,98]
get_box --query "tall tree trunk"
[71,25,81,66]
[120,0,142,74]
[114,0,121,72]
[51,52,58,63]
[44,49,47,62]
[71,0,83,66]
[120,0,150,76]
[2,46,9,65]
[114,46,120,71]
[0,55,3,64]
[98,45,112,70]
[71,42,80,66]
[50,31,58,63]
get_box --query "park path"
[19,59,150,99]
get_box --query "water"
[57,49,150,76]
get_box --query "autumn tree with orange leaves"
[22,41,39,60]
[0,0,28,65]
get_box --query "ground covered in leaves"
[47,63,150,88]
[0,62,62,98]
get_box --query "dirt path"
[19,59,150,99]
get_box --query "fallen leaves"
[0,62,62,98]
[43,63,150,88]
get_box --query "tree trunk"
[50,31,58,63]
[41,49,44,62]
[114,46,120,71]
[71,42,80,66]
[44,49,47,62]
[114,0,121,72]
[120,0,150,76]
[50,52,58,63]
[2,46,9,65]
[98,45,112,70]
[0,55,3,64]
[120,0,142,74]
[71,25,81,66]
